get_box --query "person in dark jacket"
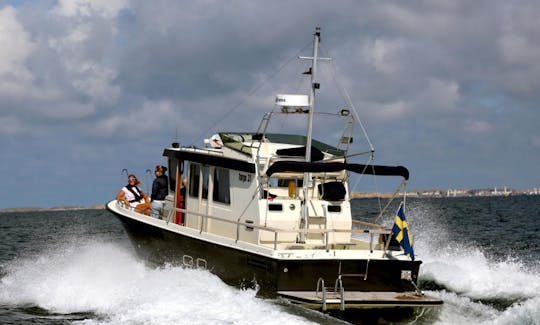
[151,165,168,218]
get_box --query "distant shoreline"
[2,187,539,213]
[0,205,105,213]
[353,187,539,199]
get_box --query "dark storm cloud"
[0,0,539,208]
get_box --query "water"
[1,196,539,324]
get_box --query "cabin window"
[268,204,283,211]
[318,181,346,201]
[189,164,200,197]
[328,205,342,212]
[277,179,303,187]
[213,168,230,204]
[188,163,229,204]
[168,158,177,192]
[268,178,278,187]
[202,166,210,199]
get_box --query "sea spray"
[2,197,540,324]
[408,200,540,325]
[420,247,540,300]
[0,240,147,313]
[351,198,540,324]
[0,239,318,325]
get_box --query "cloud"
[1,0,540,208]
[0,115,23,135]
[370,100,410,121]
[0,6,35,96]
[420,78,461,113]
[498,4,540,67]
[48,2,122,105]
[465,119,494,136]
[93,99,176,138]
[362,38,405,76]
[0,1,127,137]
[53,0,128,19]
[532,136,540,148]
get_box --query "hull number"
[182,254,207,269]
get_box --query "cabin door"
[187,163,214,231]
[200,165,215,232]
[174,160,185,224]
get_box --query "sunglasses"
[129,178,137,181]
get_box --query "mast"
[298,27,330,242]
[305,27,320,164]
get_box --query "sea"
[1,195,539,325]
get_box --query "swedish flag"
[392,203,415,260]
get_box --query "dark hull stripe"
[108,207,421,297]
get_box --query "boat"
[106,27,442,312]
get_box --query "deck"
[278,290,443,310]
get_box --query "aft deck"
[278,290,443,310]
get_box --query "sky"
[1,0,539,209]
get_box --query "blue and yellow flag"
[392,203,415,260]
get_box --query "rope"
[318,45,387,214]
[350,154,375,191]
[320,44,375,154]
[235,186,260,224]
[373,179,408,224]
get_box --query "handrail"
[334,275,345,311]
[316,278,327,311]
[115,200,393,251]
[173,205,393,251]
[352,220,385,228]
[167,204,391,235]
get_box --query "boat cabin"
[162,132,355,249]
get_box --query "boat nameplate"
[275,94,309,107]
[239,173,252,183]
